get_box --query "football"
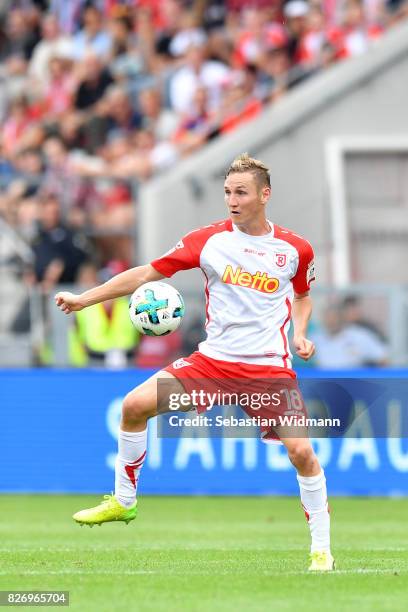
[129,281,185,336]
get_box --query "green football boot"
[308,551,336,571]
[73,494,137,527]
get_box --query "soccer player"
[55,153,334,571]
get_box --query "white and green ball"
[129,281,185,336]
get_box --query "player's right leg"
[278,433,334,571]
[73,370,184,527]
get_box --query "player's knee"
[287,443,315,471]
[122,391,154,424]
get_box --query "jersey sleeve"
[150,220,233,278]
[291,240,316,294]
[150,232,202,278]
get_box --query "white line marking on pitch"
[0,569,405,576]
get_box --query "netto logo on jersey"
[222,265,279,293]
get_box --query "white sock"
[114,428,147,508]
[297,470,331,553]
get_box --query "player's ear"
[261,185,271,204]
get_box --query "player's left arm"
[290,238,316,361]
[292,292,315,360]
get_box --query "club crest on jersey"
[222,265,279,294]
[172,358,192,369]
[274,253,287,268]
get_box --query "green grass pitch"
[1,496,407,611]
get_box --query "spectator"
[49,0,88,36]
[107,9,146,80]
[297,6,337,68]
[57,111,85,150]
[232,7,287,68]
[78,84,140,152]
[69,261,140,368]
[335,0,384,58]
[0,8,39,71]
[258,47,292,101]
[2,95,37,157]
[13,147,44,196]
[0,179,40,237]
[31,192,88,289]
[312,303,388,368]
[169,40,231,115]
[137,88,179,141]
[154,0,191,60]
[10,188,90,337]
[28,12,72,92]
[0,135,19,190]
[100,84,141,136]
[169,27,207,58]
[71,5,112,61]
[74,53,113,111]
[173,85,214,153]
[283,0,310,64]
[217,68,263,134]
[70,127,179,181]
[201,0,228,31]
[341,294,387,342]
[42,54,76,119]
[42,136,101,227]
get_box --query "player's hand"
[54,291,85,314]
[293,335,315,361]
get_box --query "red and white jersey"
[151,219,315,368]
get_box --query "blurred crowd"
[1,0,408,271]
[0,0,401,366]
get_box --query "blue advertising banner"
[0,369,407,495]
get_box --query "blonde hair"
[225,152,271,188]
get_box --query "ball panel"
[129,282,185,336]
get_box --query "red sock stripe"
[125,464,141,487]
[124,451,147,487]
[301,503,310,522]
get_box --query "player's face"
[224,172,270,229]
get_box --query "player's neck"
[234,219,271,236]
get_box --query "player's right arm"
[56,223,216,314]
[55,264,164,314]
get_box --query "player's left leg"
[279,435,335,571]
